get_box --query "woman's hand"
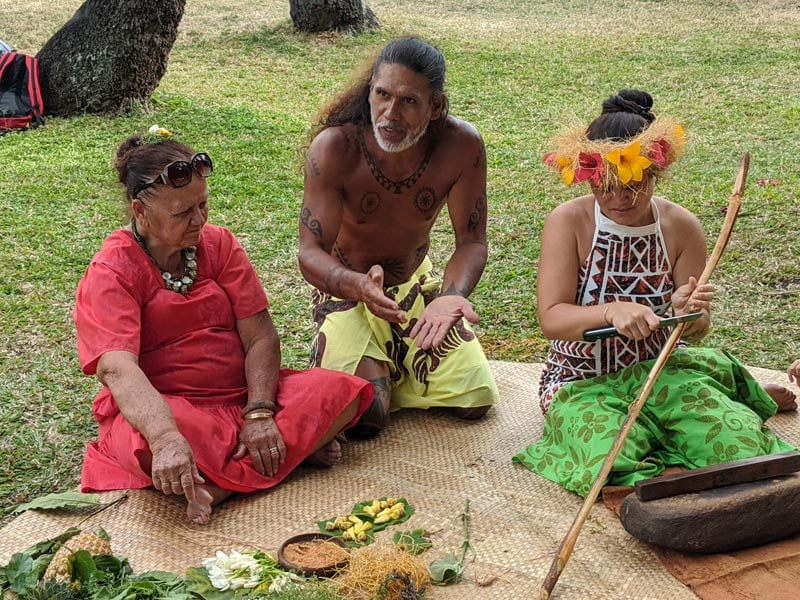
[234,418,285,477]
[672,277,715,315]
[671,277,714,339]
[605,302,662,341]
[149,430,205,501]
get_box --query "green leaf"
[392,529,432,555]
[13,492,101,514]
[71,550,106,584]
[316,497,415,546]
[22,527,83,557]
[183,567,236,600]
[6,553,34,593]
[428,552,463,585]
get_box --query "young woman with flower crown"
[513,90,795,497]
[74,128,373,524]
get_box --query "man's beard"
[371,108,429,153]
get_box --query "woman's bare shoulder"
[654,196,703,229]
[546,195,595,224]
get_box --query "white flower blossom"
[202,550,262,590]
[268,573,303,594]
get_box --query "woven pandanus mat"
[2,360,798,600]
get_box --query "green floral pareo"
[513,348,795,497]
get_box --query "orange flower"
[605,141,652,184]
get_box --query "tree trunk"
[290,0,379,33]
[36,0,186,116]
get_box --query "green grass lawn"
[1,0,799,525]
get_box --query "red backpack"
[0,51,45,133]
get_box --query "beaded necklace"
[131,220,198,294]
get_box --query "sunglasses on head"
[136,153,213,197]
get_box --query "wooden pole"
[540,153,750,599]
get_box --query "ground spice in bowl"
[278,533,350,577]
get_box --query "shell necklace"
[131,220,197,294]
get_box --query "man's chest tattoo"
[360,192,381,214]
[359,130,433,194]
[414,187,437,214]
[332,241,353,269]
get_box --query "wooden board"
[634,451,800,501]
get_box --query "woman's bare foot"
[303,439,343,467]
[763,383,798,412]
[186,483,233,525]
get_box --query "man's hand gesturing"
[410,295,478,350]
[360,265,407,323]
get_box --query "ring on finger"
[269,447,279,455]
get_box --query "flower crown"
[543,116,685,188]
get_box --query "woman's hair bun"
[601,89,655,123]
[113,135,143,184]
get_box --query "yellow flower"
[544,153,574,185]
[606,141,652,184]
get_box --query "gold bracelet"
[243,410,274,421]
[603,304,612,324]
[242,400,277,417]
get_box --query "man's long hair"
[310,37,450,140]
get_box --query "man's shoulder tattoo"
[306,152,321,178]
[473,140,485,168]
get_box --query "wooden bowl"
[278,532,350,578]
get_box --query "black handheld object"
[582,311,704,342]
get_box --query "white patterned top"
[538,201,675,413]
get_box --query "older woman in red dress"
[74,129,372,524]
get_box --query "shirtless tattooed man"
[298,37,498,438]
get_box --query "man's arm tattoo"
[324,265,348,297]
[440,282,465,296]
[473,142,485,168]
[301,207,323,238]
[467,193,486,232]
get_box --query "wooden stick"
[539,153,750,599]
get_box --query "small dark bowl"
[278,532,350,578]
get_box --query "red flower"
[573,152,605,185]
[649,139,671,168]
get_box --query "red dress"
[74,224,372,493]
